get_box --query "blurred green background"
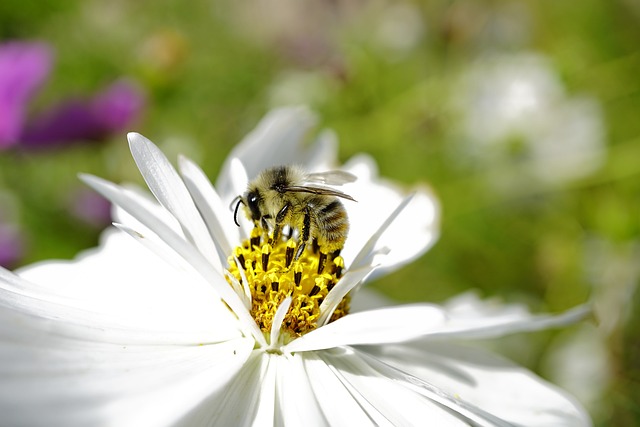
[1,0,639,424]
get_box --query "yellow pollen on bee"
[226,228,350,338]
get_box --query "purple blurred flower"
[69,189,112,228]
[21,79,145,148]
[0,39,145,149]
[0,224,25,268]
[0,41,53,148]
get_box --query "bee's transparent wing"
[284,185,356,202]
[305,170,357,186]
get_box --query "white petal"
[302,353,381,426]
[215,106,317,200]
[252,354,277,426]
[318,263,377,327]
[321,348,485,426]
[427,291,591,340]
[360,341,591,426]
[348,193,415,273]
[301,129,340,172]
[269,296,292,350]
[127,132,221,271]
[353,289,590,342]
[285,304,446,353]
[178,154,239,262]
[341,154,440,276]
[108,182,184,240]
[0,332,253,427]
[176,351,267,427]
[274,354,326,426]
[11,230,239,345]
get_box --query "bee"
[232,165,356,273]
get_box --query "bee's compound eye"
[247,191,262,221]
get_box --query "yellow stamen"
[226,228,350,339]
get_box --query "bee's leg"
[317,251,327,274]
[271,203,290,245]
[328,249,342,275]
[294,206,311,260]
[317,245,340,275]
[311,238,320,254]
[294,242,306,260]
[260,215,270,231]
[251,223,262,247]
[257,215,272,244]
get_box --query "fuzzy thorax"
[226,227,350,340]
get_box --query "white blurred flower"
[453,53,606,190]
[0,107,590,425]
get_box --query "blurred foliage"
[1,0,639,425]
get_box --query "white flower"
[0,107,591,426]
[453,53,606,189]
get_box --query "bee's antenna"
[232,196,244,227]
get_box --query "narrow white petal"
[178,155,239,263]
[80,175,194,258]
[109,183,183,236]
[302,353,381,426]
[285,304,446,353]
[269,296,292,350]
[428,292,591,340]
[274,354,326,426]
[225,270,251,310]
[232,255,252,307]
[252,354,277,427]
[349,194,415,273]
[127,132,221,271]
[361,341,592,426]
[318,263,376,327]
[368,188,440,278]
[353,290,591,341]
[341,154,440,276]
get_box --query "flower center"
[226,227,350,339]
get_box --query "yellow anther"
[225,225,350,337]
[261,244,272,271]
